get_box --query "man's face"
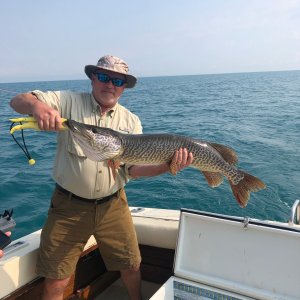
[91,70,126,109]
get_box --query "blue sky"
[1,0,300,82]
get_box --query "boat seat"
[131,207,180,249]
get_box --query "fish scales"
[65,120,266,208]
[120,134,218,170]
[120,134,191,163]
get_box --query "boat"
[1,200,300,300]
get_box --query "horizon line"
[1,68,300,85]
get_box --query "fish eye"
[91,128,97,134]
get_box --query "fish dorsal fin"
[210,143,238,165]
[202,171,224,187]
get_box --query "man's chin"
[99,98,117,108]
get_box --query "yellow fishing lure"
[9,116,67,134]
[9,116,67,165]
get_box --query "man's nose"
[106,80,114,87]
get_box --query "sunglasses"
[95,73,126,87]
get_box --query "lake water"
[0,70,299,239]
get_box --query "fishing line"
[9,121,35,165]
[0,88,19,95]
[2,88,36,165]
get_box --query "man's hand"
[0,232,11,259]
[169,148,193,175]
[32,100,63,131]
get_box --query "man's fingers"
[177,148,183,163]
[187,152,193,165]
[180,148,188,168]
[56,116,65,131]
[169,148,193,175]
[49,116,57,130]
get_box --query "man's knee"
[120,264,140,276]
[131,264,140,272]
[128,263,141,273]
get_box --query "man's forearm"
[10,93,40,115]
[129,163,170,178]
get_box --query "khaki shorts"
[36,187,141,279]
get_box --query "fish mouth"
[64,120,95,141]
[64,119,98,152]
[65,119,88,133]
[64,119,76,131]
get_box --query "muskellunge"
[65,119,266,208]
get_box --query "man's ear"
[91,74,96,84]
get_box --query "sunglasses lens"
[96,73,126,87]
[112,78,125,87]
[97,73,110,83]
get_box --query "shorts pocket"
[50,189,69,210]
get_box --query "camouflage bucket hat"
[84,55,137,88]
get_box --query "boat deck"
[95,278,160,300]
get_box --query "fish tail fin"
[210,143,238,165]
[229,171,266,208]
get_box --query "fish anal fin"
[210,143,238,165]
[202,171,224,187]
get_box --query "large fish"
[65,119,266,207]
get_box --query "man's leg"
[120,267,142,300]
[94,189,142,299]
[37,189,94,299]
[42,277,71,300]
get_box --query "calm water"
[0,71,299,239]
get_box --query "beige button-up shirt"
[32,90,142,199]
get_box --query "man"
[10,55,193,300]
[0,231,11,258]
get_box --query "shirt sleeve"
[31,90,62,112]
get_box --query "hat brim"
[84,65,137,88]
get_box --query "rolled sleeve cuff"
[123,164,135,180]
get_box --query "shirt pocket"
[67,134,87,158]
[118,126,130,134]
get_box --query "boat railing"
[288,199,300,226]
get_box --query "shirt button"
[96,189,100,192]
[98,170,102,174]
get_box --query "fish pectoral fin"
[107,159,121,169]
[202,171,224,187]
[107,159,122,181]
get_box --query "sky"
[1,0,300,83]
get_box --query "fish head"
[65,119,122,161]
